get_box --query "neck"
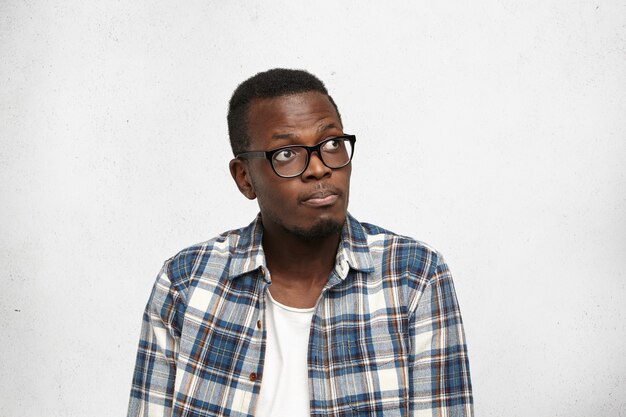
[261,222,342,284]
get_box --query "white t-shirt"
[254,289,315,417]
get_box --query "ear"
[229,158,257,200]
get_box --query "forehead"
[246,92,342,147]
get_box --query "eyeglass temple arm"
[236,151,268,160]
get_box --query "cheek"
[339,166,352,191]
[248,165,275,196]
[251,176,298,210]
[340,169,352,207]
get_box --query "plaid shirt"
[128,213,473,417]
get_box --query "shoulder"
[161,221,256,292]
[351,215,446,280]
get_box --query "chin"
[286,216,345,241]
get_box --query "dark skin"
[229,92,351,308]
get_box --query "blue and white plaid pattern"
[128,213,473,416]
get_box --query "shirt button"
[249,372,257,381]
[256,320,262,329]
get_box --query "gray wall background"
[1,1,625,416]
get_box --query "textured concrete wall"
[1,1,625,415]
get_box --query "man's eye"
[274,149,297,162]
[322,140,341,151]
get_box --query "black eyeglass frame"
[236,135,356,178]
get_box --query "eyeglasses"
[236,135,356,178]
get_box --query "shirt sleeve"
[409,256,474,416]
[127,262,183,417]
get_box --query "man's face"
[233,91,351,240]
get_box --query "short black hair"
[227,68,342,156]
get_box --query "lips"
[300,187,341,207]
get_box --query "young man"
[128,68,473,417]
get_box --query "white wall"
[1,1,625,415]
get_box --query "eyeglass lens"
[271,138,353,177]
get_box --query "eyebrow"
[271,132,296,140]
[270,123,340,140]
[318,123,339,133]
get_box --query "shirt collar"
[227,212,375,281]
[338,212,375,275]
[228,214,267,281]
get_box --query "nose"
[302,151,331,181]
